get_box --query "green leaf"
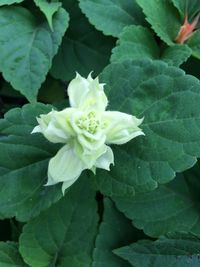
[161,44,192,66]
[187,31,200,60]
[114,233,200,267]
[19,177,98,267]
[96,59,200,197]
[136,0,180,45]
[111,25,159,63]
[0,0,24,5]
[0,7,69,102]
[0,103,63,221]
[113,163,200,237]
[111,26,191,67]
[78,0,145,37]
[171,0,200,18]
[0,242,27,266]
[33,0,62,30]
[93,198,135,267]
[51,0,115,81]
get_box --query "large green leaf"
[0,7,69,102]
[0,103,63,221]
[0,242,27,267]
[19,177,98,267]
[78,0,145,37]
[136,0,180,45]
[95,59,200,197]
[51,0,115,81]
[93,198,135,267]
[111,25,191,66]
[113,164,200,237]
[114,233,200,267]
[33,0,62,30]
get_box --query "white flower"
[32,73,144,193]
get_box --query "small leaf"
[114,233,200,267]
[0,242,27,267]
[161,44,192,66]
[93,198,135,267]
[136,0,180,45]
[96,59,200,197]
[113,163,200,237]
[78,0,145,37]
[33,0,62,30]
[0,7,69,102]
[0,103,63,221]
[111,25,159,63]
[19,177,98,267]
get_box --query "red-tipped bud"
[175,14,199,44]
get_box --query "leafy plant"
[0,0,200,266]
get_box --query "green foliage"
[0,242,27,266]
[79,0,145,37]
[0,0,24,5]
[136,0,180,45]
[0,103,62,221]
[114,233,200,267]
[93,198,134,267]
[0,0,200,265]
[96,59,200,196]
[19,177,98,267]
[33,0,62,30]
[113,164,200,237]
[171,0,200,18]
[51,0,115,81]
[111,25,192,66]
[0,6,68,102]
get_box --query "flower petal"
[103,111,144,145]
[68,72,108,112]
[94,145,114,170]
[46,144,86,189]
[68,72,90,108]
[32,109,75,144]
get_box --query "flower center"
[77,111,100,134]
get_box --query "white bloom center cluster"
[32,73,144,194]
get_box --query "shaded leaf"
[19,177,98,267]
[161,44,192,66]
[33,0,62,30]
[187,31,200,59]
[0,0,24,5]
[114,233,200,267]
[0,103,63,221]
[0,242,27,267]
[93,198,135,267]
[51,0,115,81]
